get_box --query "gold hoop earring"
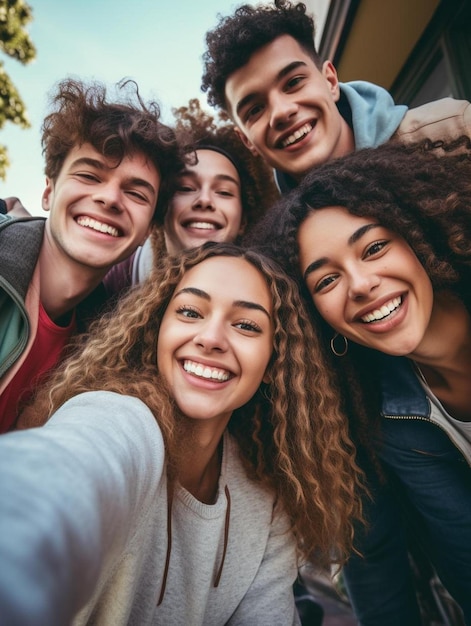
[330,333,348,357]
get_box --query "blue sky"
[0,0,247,215]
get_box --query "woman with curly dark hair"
[0,242,364,625]
[246,138,471,625]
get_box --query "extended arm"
[0,391,164,625]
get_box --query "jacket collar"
[377,352,430,417]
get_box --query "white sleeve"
[228,504,301,626]
[0,390,165,625]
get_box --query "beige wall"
[335,0,440,89]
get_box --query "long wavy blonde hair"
[28,242,365,566]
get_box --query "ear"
[322,61,341,102]
[262,366,272,385]
[41,178,53,212]
[234,126,260,157]
[238,214,248,236]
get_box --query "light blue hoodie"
[275,80,408,192]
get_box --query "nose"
[347,267,380,300]
[193,317,228,353]
[192,186,215,212]
[269,92,298,130]
[93,181,123,212]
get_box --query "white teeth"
[361,297,402,323]
[282,122,312,148]
[77,216,119,237]
[185,221,218,230]
[183,360,230,381]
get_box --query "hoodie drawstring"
[157,484,231,605]
[214,485,231,588]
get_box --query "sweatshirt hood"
[275,80,408,193]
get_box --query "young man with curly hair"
[201,0,471,193]
[0,78,185,434]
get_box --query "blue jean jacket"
[342,354,471,626]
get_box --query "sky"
[0,0,328,216]
[0,0,240,215]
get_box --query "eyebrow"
[70,157,157,197]
[173,287,271,318]
[235,60,307,117]
[303,222,381,280]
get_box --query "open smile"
[360,296,403,324]
[183,359,232,382]
[76,216,120,237]
[280,121,316,148]
[182,220,221,231]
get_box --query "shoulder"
[0,214,45,229]
[0,216,46,246]
[48,391,165,454]
[394,97,471,142]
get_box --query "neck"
[411,292,471,420]
[178,420,227,504]
[38,238,106,323]
[411,292,471,375]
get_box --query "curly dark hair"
[201,0,321,112]
[170,98,279,228]
[41,78,187,220]
[245,137,471,465]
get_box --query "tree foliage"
[0,0,36,179]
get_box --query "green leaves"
[0,0,35,179]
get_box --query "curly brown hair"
[171,98,279,225]
[42,78,186,220]
[245,137,471,463]
[27,242,365,566]
[201,1,322,112]
[149,98,280,261]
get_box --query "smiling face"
[224,35,354,180]
[298,206,434,357]
[42,143,160,271]
[157,256,273,428]
[164,149,244,254]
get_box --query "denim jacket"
[378,353,471,466]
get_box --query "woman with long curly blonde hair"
[0,242,363,625]
[247,138,471,625]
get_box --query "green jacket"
[0,215,108,381]
[0,216,45,379]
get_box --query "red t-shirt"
[0,303,75,432]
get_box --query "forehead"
[176,256,271,307]
[298,206,373,266]
[183,149,240,184]
[225,34,319,112]
[299,206,370,240]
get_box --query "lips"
[182,220,221,231]
[183,359,232,381]
[360,296,402,323]
[280,121,315,148]
[76,216,120,237]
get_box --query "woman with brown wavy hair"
[0,242,363,625]
[246,138,471,625]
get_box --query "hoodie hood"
[275,80,409,193]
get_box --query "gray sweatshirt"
[0,391,300,625]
